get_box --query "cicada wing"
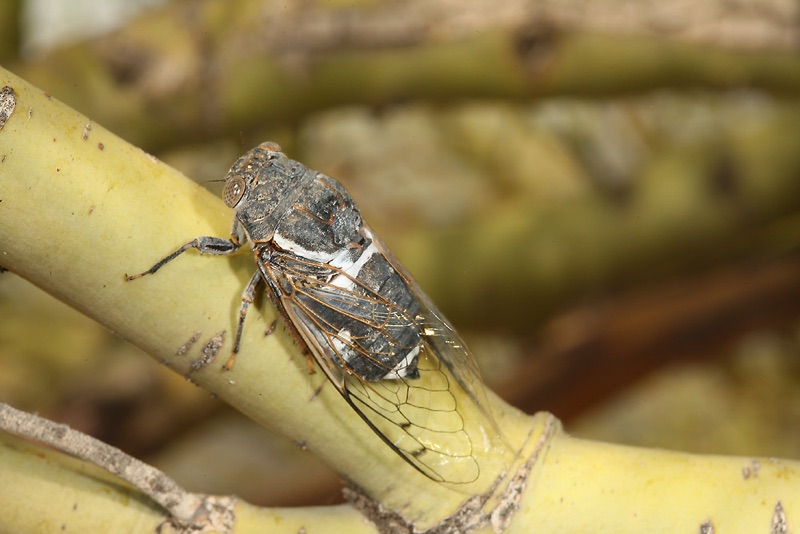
[362,224,497,425]
[281,297,347,390]
[268,253,481,483]
[342,341,481,483]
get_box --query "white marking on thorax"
[273,231,337,263]
[328,247,354,269]
[329,241,380,290]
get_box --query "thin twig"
[0,401,235,532]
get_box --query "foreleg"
[125,236,241,280]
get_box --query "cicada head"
[222,142,314,243]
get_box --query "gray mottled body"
[126,142,493,484]
[225,143,421,381]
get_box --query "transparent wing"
[265,246,496,484]
[364,224,493,418]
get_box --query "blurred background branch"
[2,0,799,510]
[8,0,800,151]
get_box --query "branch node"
[345,414,558,533]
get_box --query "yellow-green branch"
[1,65,799,533]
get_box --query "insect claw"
[223,353,237,371]
[125,270,151,281]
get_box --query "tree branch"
[0,427,378,533]
[0,65,540,531]
[2,64,800,533]
[0,402,232,531]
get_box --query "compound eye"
[223,176,246,208]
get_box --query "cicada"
[126,142,502,484]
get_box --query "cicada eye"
[223,176,246,208]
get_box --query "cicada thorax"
[241,149,423,383]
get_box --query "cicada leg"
[124,236,242,280]
[125,234,256,370]
[224,271,263,371]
